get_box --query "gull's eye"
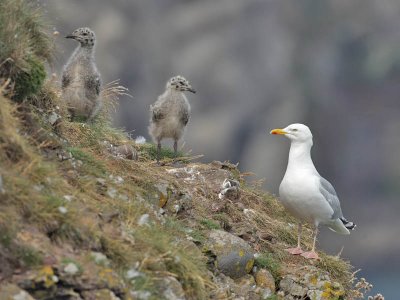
[292,128,298,132]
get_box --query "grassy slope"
[0,1,368,299]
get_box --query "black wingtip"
[340,217,356,230]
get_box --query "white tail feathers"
[328,218,351,235]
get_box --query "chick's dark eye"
[82,32,88,36]
[179,81,184,84]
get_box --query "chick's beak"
[65,34,75,39]
[187,87,196,94]
[270,128,287,135]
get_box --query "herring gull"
[270,123,355,259]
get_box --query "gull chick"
[61,27,102,121]
[149,75,196,162]
[271,123,355,259]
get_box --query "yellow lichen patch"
[321,281,345,299]
[159,192,168,208]
[98,268,122,288]
[245,258,254,273]
[36,266,56,288]
[310,275,318,286]
[238,249,245,257]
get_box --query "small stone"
[13,290,34,300]
[33,184,44,192]
[63,195,73,202]
[255,269,276,291]
[81,289,120,300]
[218,178,240,200]
[126,269,143,279]
[63,263,79,275]
[114,176,124,184]
[48,112,61,125]
[114,145,138,160]
[58,206,68,214]
[130,290,151,300]
[155,276,186,300]
[0,174,5,194]
[0,284,35,300]
[137,214,150,226]
[135,136,146,144]
[107,188,117,199]
[91,252,109,266]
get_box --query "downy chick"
[61,27,102,121]
[149,75,196,162]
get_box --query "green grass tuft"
[200,219,221,230]
[0,0,53,101]
[140,143,185,161]
[67,147,107,176]
[255,252,282,283]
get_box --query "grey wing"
[319,177,343,219]
[180,107,190,125]
[86,74,101,96]
[61,72,71,89]
[150,104,164,122]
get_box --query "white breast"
[279,170,333,224]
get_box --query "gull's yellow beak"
[270,128,287,135]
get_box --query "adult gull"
[270,123,355,259]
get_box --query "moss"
[254,253,282,283]
[0,0,52,102]
[0,223,14,247]
[13,55,46,102]
[67,147,107,176]
[16,245,43,267]
[200,218,221,230]
[139,143,185,161]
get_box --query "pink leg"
[285,224,304,255]
[301,226,319,260]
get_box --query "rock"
[255,269,276,292]
[130,290,151,300]
[81,289,120,300]
[64,262,79,275]
[211,273,264,300]
[63,195,73,202]
[205,230,254,278]
[126,268,144,280]
[278,266,345,300]
[113,144,138,160]
[58,206,68,214]
[0,284,35,300]
[135,136,146,144]
[107,187,117,199]
[0,174,5,194]
[234,274,257,296]
[154,276,186,300]
[91,252,110,266]
[137,214,150,226]
[53,289,83,300]
[218,178,240,200]
[48,111,61,125]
